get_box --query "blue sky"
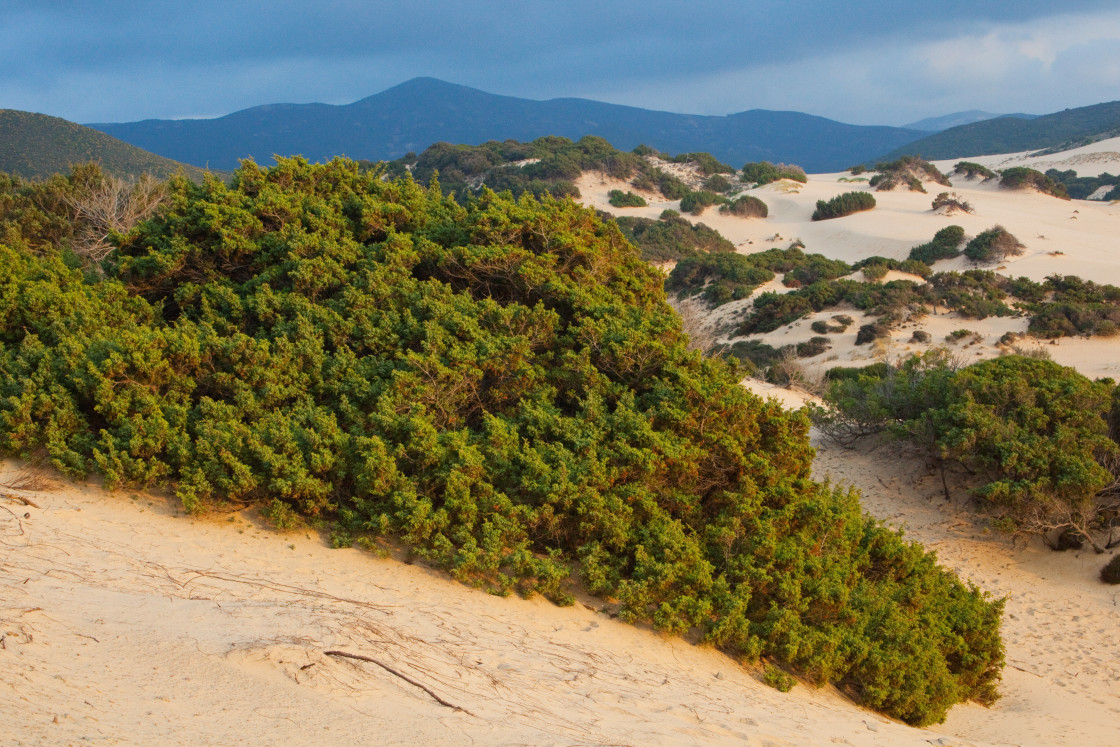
[3,1,1119,126]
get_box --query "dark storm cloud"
[2,1,1119,123]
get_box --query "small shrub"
[909,225,965,264]
[862,263,889,281]
[703,174,734,193]
[763,664,795,692]
[870,156,950,192]
[811,320,830,334]
[608,189,647,208]
[931,192,974,214]
[1100,554,1120,584]
[812,192,876,221]
[910,330,931,343]
[964,226,1025,264]
[741,161,807,186]
[856,323,890,345]
[848,165,866,175]
[719,195,768,218]
[953,161,997,181]
[999,167,1071,199]
[833,314,854,329]
[946,329,973,342]
[797,336,832,358]
[680,190,723,215]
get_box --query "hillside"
[882,101,1120,161]
[902,110,1035,133]
[88,77,925,173]
[0,109,209,181]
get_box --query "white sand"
[1,462,968,746]
[582,141,1120,382]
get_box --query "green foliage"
[855,324,891,345]
[931,192,973,214]
[763,664,796,692]
[869,156,950,192]
[952,162,997,181]
[820,353,1120,548]
[608,189,648,208]
[0,158,1005,725]
[909,225,965,264]
[963,226,1025,263]
[679,190,725,215]
[1025,274,1120,338]
[998,167,1070,199]
[719,195,768,218]
[614,213,734,263]
[740,162,808,186]
[812,192,876,221]
[667,252,775,306]
[702,174,734,193]
[797,336,831,357]
[1045,169,1120,201]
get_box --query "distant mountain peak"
[87,78,927,172]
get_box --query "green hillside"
[0,109,210,181]
[880,101,1120,161]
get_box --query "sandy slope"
[2,462,965,747]
[4,144,1120,745]
[580,143,1120,382]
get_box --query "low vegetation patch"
[608,189,647,208]
[817,353,1120,552]
[952,162,997,181]
[812,192,876,220]
[1045,169,1120,201]
[679,189,725,215]
[741,161,807,186]
[963,226,1025,264]
[666,252,775,306]
[614,211,734,263]
[931,192,973,214]
[998,167,1070,199]
[719,194,768,218]
[908,225,965,264]
[869,156,951,193]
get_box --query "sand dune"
[4,143,1120,745]
[1,461,969,746]
[581,143,1120,382]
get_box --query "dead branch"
[1,492,41,509]
[324,650,475,715]
[65,173,166,264]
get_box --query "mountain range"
[884,101,1120,162]
[88,78,926,173]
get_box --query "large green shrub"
[820,354,1120,549]
[0,158,1004,726]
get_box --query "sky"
[3,1,1120,127]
